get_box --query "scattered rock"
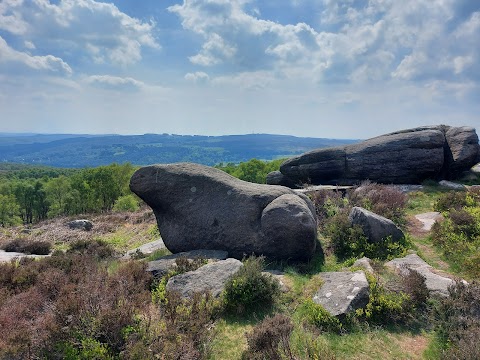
[263,270,290,292]
[123,239,166,260]
[146,249,229,277]
[349,207,405,244]
[0,250,50,263]
[353,257,374,274]
[385,253,456,297]
[313,271,370,317]
[414,212,443,232]
[67,219,93,231]
[266,170,300,188]
[130,163,317,261]
[166,258,243,298]
[267,125,479,186]
[472,163,480,174]
[439,180,466,190]
[392,184,424,193]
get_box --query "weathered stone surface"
[439,180,466,190]
[386,253,455,297]
[313,271,370,317]
[0,250,50,263]
[349,207,404,244]
[414,212,443,232]
[124,239,167,260]
[67,219,93,231]
[263,270,290,292]
[353,257,374,274]
[146,249,229,277]
[270,125,479,186]
[130,163,317,261]
[166,258,243,298]
[266,170,300,188]
[472,163,480,174]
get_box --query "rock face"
[268,125,480,186]
[313,271,370,317]
[166,258,243,298]
[146,249,229,277]
[349,207,404,244]
[67,219,93,231]
[130,163,317,261]
[386,253,456,297]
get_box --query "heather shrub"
[67,239,116,259]
[243,313,295,360]
[434,191,468,212]
[223,256,280,314]
[309,189,346,223]
[349,181,407,226]
[400,268,429,308]
[2,238,51,255]
[434,281,480,359]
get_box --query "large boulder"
[166,258,243,298]
[67,219,93,231]
[313,271,370,317]
[268,125,479,186]
[130,163,317,261]
[349,207,404,244]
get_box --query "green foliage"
[297,299,343,333]
[355,274,412,325]
[216,158,285,184]
[431,190,480,278]
[113,194,140,212]
[0,194,21,227]
[55,338,114,360]
[223,256,280,314]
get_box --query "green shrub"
[243,313,295,360]
[223,256,280,314]
[355,274,412,325]
[112,194,140,212]
[297,299,343,333]
[434,191,468,212]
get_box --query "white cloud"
[85,75,145,91]
[24,40,35,50]
[0,0,159,67]
[185,71,210,84]
[0,36,72,75]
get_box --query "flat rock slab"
[123,239,166,259]
[439,180,466,190]
[166,258,243,298]
[0,250,50,263]
[146,249,228,277]
[385,253,454,297]
[352,257,374,274]
[414,212,443,231]
[313,271,369,317]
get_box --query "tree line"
[0,158,285,227]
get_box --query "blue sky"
[0,0,479,139]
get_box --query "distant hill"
[0,133,358,168]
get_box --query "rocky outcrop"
[166,258,243,298]
[313,271,370,317]
[130,163,317,261]
[267,125,479,186]
[385,253,457,297]
[349,207,404,244]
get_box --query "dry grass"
[0,206,158,252]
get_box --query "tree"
[0,194,21,227]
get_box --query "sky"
[0,0,479,139]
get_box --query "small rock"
[385,253,456,297]
[146,249,228,277]
[263,270,290,292]
[353,257,374,274]
[166,258,243,298]
[313,271,370,317]
[124,239,166,260]
[414,212,443,231]
[439,180,466,190]
[349,206,404,244]
[471,163,480,174]
[67,219,93,231]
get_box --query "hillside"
[0,133,357,168]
